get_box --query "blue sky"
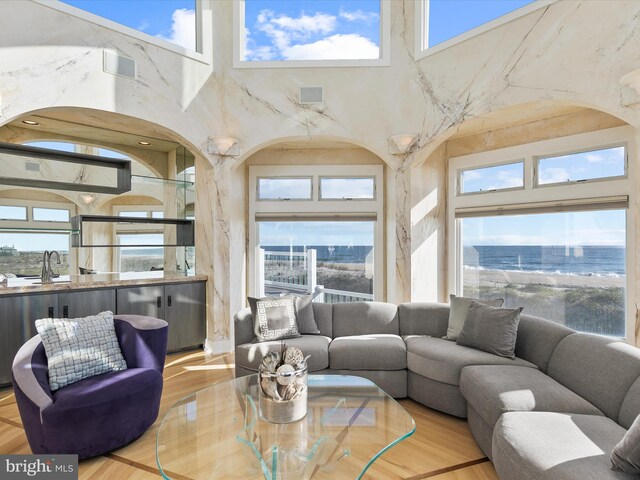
[259,222,374,247]
[61,1,536,57]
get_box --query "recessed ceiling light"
[138,141,151,146]
[22,120,39,126]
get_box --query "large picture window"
[449,126,635,340]
[460,209,626,337]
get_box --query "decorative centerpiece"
[259,344,309,423]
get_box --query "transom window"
[448,126,635,341]
[319,177,376,200]
[459,161,523,195]
[257,177,312,200]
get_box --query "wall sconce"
[80,194,96,205]
[388,134,419,155]
[208,136,239,157]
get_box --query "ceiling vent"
[103,51,136,79]
[25,161,40,172]
[299,86,324,104]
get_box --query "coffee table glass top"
[156,374,415,480]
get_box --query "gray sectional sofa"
[234,301,640,479]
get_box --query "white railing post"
[257,248,265,297]
[307,249,317,294]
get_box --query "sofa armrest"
[235,308,255,347]
[114,315,168,373]
[12,335,53,413]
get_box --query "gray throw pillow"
[444,294,504,341]
[456,301,523,358]
[35,311,127,392]
[294,294,321,334]
[611,414,640,474]
[249,296,300,342]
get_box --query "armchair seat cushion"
[236,335,331,372]
[460,365,604,429]
[329,334,406,370]
[42,368,163,459]
[493,412,635,480]
[405,335,536,386]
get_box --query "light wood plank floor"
[0,351,498,480]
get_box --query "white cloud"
[157,8,195,50]
[586,153,604,163]
[339,8,379,23]
[282,33,379,60]
[539,167,570,184]
[137,19,150,32]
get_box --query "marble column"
[634,128,640,347]
[195,153,233,354]
[163,149,178,272]
[389,156,412,304]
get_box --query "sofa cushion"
[405,335,536,386]
[398,302,450,337]
[293,294,320,334]
[456,302,522,358]
[329,334,406,370]
[460,365,604,429]
[493,412,635,480]
[332,302,398,338]
[444,295,504,341]
[618,375,640,429]
[236,335,330,372]
[249,296,300,342]
[514,314,574,373]
[611,413,640,474]
[35,311,127,391]
[548,333,640,421]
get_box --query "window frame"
[415,0,556,60]
[256,176,313,201]
[534,142,628,188]
[318,175,377,201]
[457,159,525,196]
[249,165,384,301]
[233,0,391,68]
[447,125,636,342]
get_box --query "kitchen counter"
[0,271,207,296]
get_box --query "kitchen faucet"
[40,250,61,284]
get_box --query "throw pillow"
[456,300,523,358]
[35,311,127,391]
[610,414,640,474]
[444,294,504,341]
[249,296,300,342]
[293,293,321,335]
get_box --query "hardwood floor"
[0,350,498,480]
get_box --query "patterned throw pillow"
[248,296,300,342]
[35,311,127,391]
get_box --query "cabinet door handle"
[48,307,54,318]
[63,305,69,318]
[167,295,172,307]
[157,296,162,308]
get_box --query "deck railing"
[258,248,372,304]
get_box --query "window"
[417,0,543,57]
[459,161,523,194]
[250,165,384,303]
[236,0,390,67]
[449,126,634,340]
[258,221,374,303]
[33,208,70,222]
[0,233,70,277]
[117,234,164,272]
[536,145,626,186]
[119,211,148,218]
[460,210,626,337]
[61,1,198,51]
[0,206,26,221]
[320,177,375,200]
[257,177,312,200]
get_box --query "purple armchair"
[12,315,168,459]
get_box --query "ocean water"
[463,245,625,277]
[262,245,373,264]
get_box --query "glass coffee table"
[156,375,415,479]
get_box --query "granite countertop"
[0,272,207,296]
